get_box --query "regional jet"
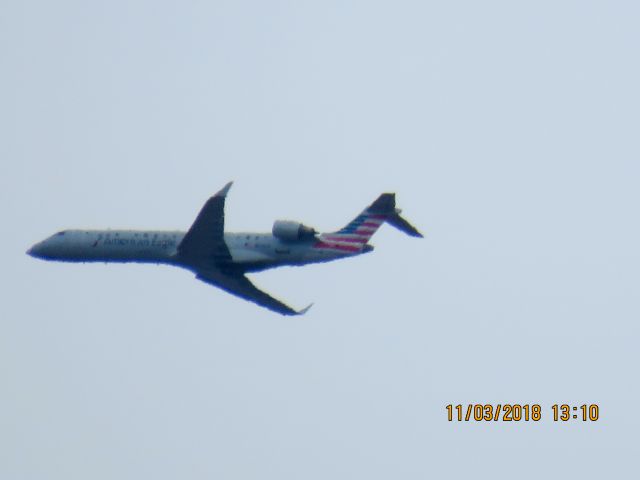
[27,182,422,315]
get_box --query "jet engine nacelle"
[272,220,317,242]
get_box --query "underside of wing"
[196,269,312,316]
[178,182,233,265]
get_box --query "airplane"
[27,182,423,315]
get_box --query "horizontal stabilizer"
[386,213,423,238]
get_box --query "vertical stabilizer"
[322,192,422,245]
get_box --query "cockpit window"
[56,231,66,236]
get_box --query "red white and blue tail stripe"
[312,192,422,253]
[314,213,388,252]
[312,193,397,253]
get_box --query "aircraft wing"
[178,182,233,264]
[196,269,312,316]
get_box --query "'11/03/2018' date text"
[446,404,600,422]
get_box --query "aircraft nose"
[27,242,44,258]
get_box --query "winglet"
[218,181,233,197]
[296,303,314,316]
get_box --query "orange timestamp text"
[446,404,599,422]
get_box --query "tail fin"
[333,193,395,242]
[330,192,423,243]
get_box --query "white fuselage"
[28,229,370,273]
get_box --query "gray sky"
[2,1,639,478]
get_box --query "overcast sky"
[2,1,639,478]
